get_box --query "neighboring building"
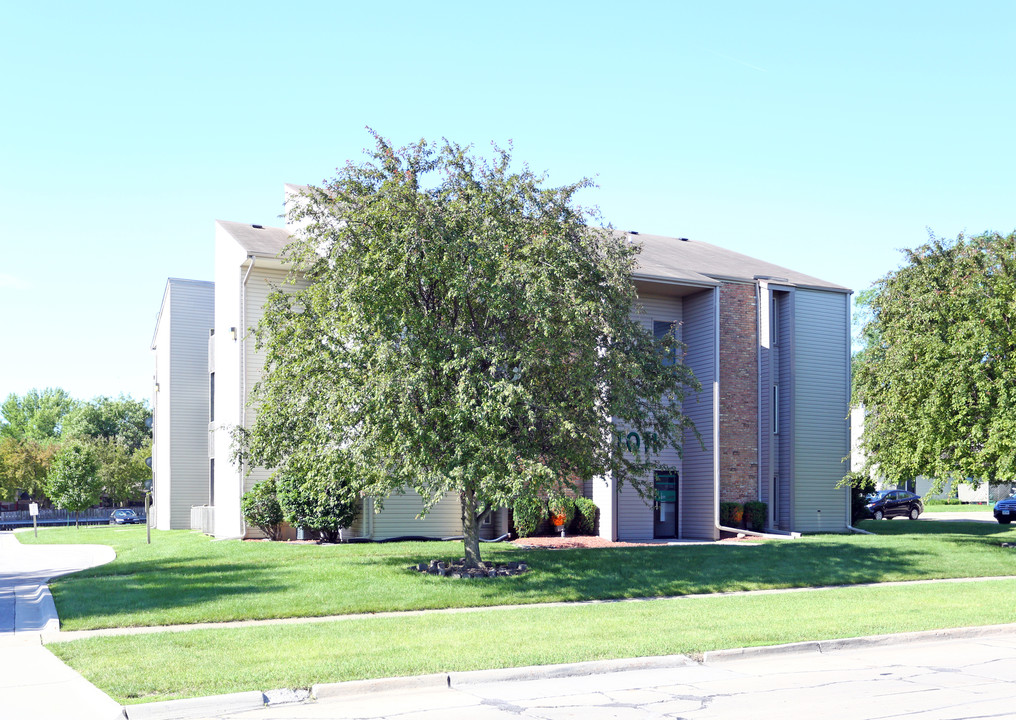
[154,186,853,540]
[150,278,215,530]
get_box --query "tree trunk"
[460,488,483,568]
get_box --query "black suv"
[865,490,923,521]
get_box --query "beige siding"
[370,490,463,539]
[152,279,214,530]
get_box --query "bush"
[512,496,548,538]
[571,497,598,535]
[241,478,283,540]
[548,495,576,529]
[276,471,359,543]
[743,500,767,531]
[924,498,963,506]
[719,501,742,527]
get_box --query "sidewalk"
[0,531,123,720]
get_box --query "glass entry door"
[653,471,678,538]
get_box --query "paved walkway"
[0,531,123,720]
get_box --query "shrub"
[571,497,598,535]
[512,496,548,538]
[548,495,576,528]
[719,501,742,527]
[241,478,283,540]
[276,471,359,543]
[743,500,767,531]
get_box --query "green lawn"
[48,578,1016,704]
[21,519,1016,631]
[921,502,994,512]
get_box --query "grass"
[47,578,1016,704]
[19,519,1016,631]
[922,502,993,513]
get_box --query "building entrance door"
[653,471,678,538]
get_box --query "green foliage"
[548,495,576,526]
[854,231,1016,490]
[841,471,877,524]
[512,496,548,538]
[92,438,151,505]
[1,387,76,442]
[719,501,742,527]
[743,501,767,531]
[276,470,359,543]
[0,436,55,502]
[571,497,598,535]
[47,439,102,517]
[241,478,283,540]
[63,395,151,452]
[238,131,700,566]
[924,498,965,506]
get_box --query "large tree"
[854,231,1016,489]
[0,388,76,442]
[0,437,55,502]
[47,439,103,525]
[237,133,699,567]
[63,395,152,452]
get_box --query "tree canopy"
[0,388,76,442]
[238,133,699,566]
[47,439,103,520]
[63,395,152,452]
[853,231,1016,489]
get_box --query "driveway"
[919,511,998,524]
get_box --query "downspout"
[239,255,256,534]
[713,284,800,541]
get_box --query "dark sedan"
[866,490,923,520]
[109,508,142,525]
[994,492,1016,524]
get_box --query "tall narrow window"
[771,297,780,346]
[654,320,676,367]
[772,385,779,434]
[209,372,215,422]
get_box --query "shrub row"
[719,500,768,532]
[512,495,599,537]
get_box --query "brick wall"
[718,282,759,503]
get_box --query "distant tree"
[276,468,359,543]
[0,388,76,442]
[854,231,1016,491]
[92,437,151,506]
[63,395,151,452]
[236,133,700,567]
[0,437,55,502]
[241,478,283,540]
[47,439,102,525]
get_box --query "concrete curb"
[311,654,697,699]
[109,623,1016,719]
[14,583,60,634]
[702,622,1016,662]
[122,691,266,720]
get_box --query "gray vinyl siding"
[792,289,850,531]
[371,489,462,539]
[777,291,793,529]
[614,294,683,540]
[680,288,717,539]
[164,280,214,529]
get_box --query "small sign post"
[29,502,39,538]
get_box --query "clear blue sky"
[2,1,1013,405]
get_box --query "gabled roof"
[216,220,291,257]
[214,218,848,293]
[633,232,849,292]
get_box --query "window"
[654,320,677,367]
[209,372,215,422]
[772,385,779,434]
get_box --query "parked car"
[865,490,923,520]
[993,490,1016,524]
[109,508,142,525]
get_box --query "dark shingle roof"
[633,232,849,292]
